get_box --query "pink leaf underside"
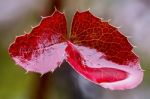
[9,10,143,90]
[9,10,67,74]
[66,11,143,90]
[66,41,143,90]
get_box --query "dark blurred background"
[0,0,150,99]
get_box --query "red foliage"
[9,10,143,90]
[66,41,128,83]
[9,11,67,74]
[70,11,137,65]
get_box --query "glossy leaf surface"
[9,10,67,74]
[9,10,143,90]
[66,11,143,90]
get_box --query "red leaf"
[66,11,143,90]
[9,10,67,74]
[9,10,143,90]
[70,11,137,65]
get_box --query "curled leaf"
[9,10,143,90]
[66,11,143,90]
[9,10,67,74]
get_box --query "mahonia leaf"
[9,10,67,74]
[9,10,143,90]
[66,11,143,90]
